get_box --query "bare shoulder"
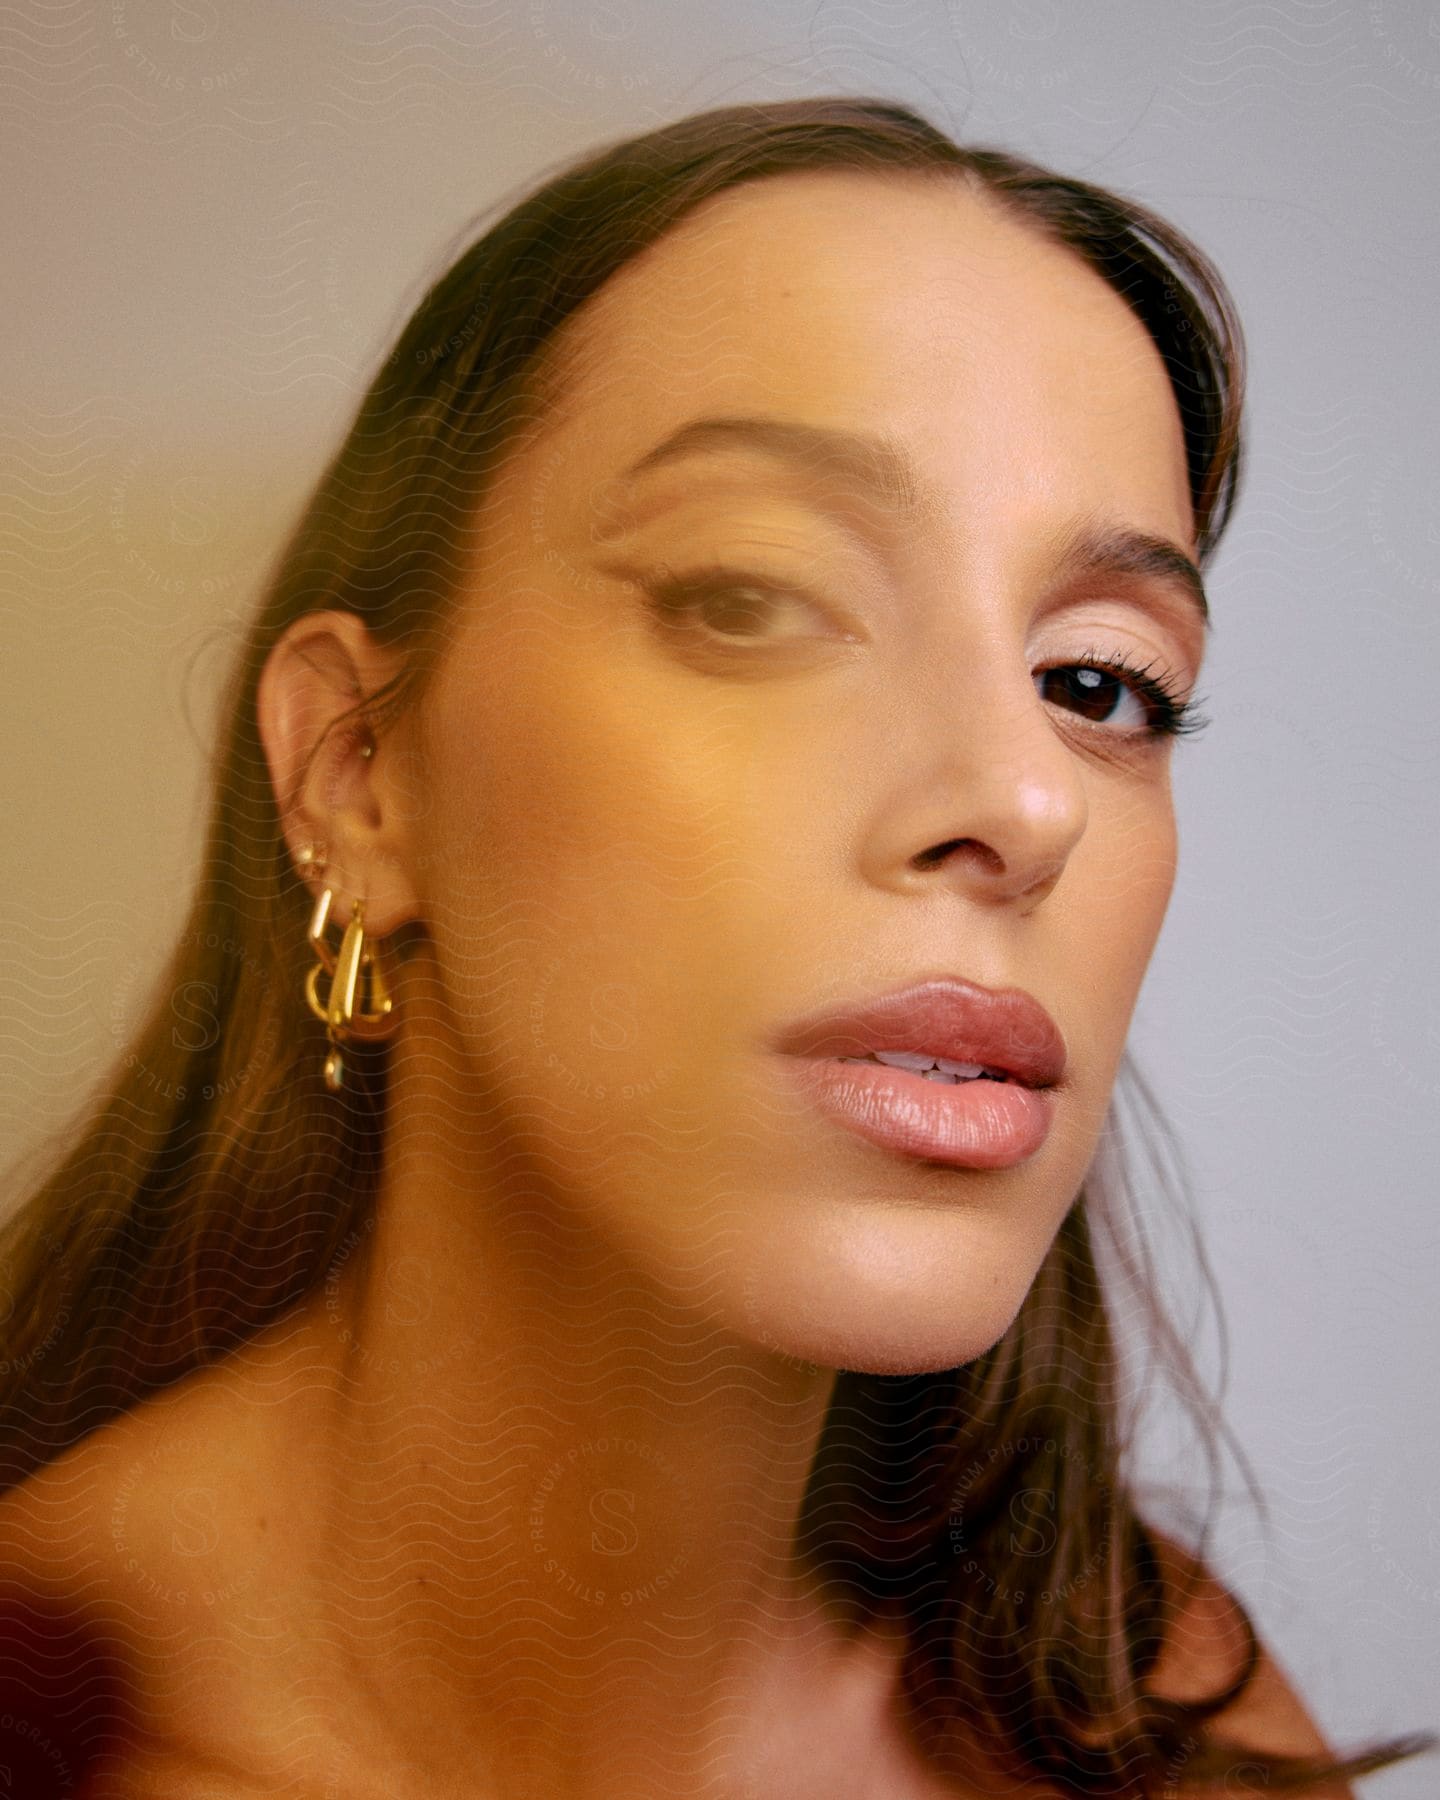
[1144,1528,1358,1800]
[0,1323,336,1796]
[0,1324,313,1597]
[0,1396,176,1795]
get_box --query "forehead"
[494,168,1193,549]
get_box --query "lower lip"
[777,1056,1058,1169]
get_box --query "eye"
[635,563,852,643]
[1036,648,1209,744]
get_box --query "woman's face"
[398,169,1205,1374]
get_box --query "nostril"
[913,839,999,873]
[914,839,959,870]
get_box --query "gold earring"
[303,886,397,1091]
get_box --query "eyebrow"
[622,412,925,514]
[616,412,1210,633]
[1045,514,1211,633]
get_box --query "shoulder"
[1144,1528,1357,1800]
[0,1334,331,1794]
[0,1421,150,1794]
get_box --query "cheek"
[412,620,770,1110]
[1068,777,1178,1050]
[1111,780,1178,951]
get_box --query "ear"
[256,610,420,936]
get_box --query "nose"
[860,641,1089,911]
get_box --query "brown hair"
[1,95,1433,1796]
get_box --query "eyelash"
[1050,643,1212,742]
[636,561,1212,745]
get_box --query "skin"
[0,167,1351,1798]
[256,167,1203,1793]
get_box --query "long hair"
[1,96,1432,1797]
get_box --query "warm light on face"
[408,168,1201,1375]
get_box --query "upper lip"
[770,974,1068,1090]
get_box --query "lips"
[769,974,1068,1091]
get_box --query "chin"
[722,1216,1046,1377]
[749,1306,1028,1378]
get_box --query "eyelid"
[1036,587,1204,681]
[626,558,866,641]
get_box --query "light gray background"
[1,1,1436,1786]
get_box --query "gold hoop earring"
[304,886,397,1091]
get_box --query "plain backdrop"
[1,1,1436,1788]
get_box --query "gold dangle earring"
[298,842,397,1091]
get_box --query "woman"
[0,97,1432,1798]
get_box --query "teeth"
[871,1049,939,1072]
[870,1049,995,1078]
[835,1051,1006,1084]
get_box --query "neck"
[302,1011,860,1795]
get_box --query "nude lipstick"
[769,974,1067,1169]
